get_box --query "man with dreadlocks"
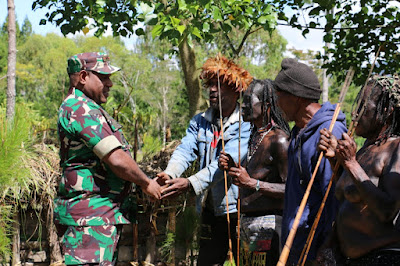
[219,79,290,265]
[318,75,400,265]
[157,54,252,265]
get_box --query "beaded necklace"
[247,123,274,162]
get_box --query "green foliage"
[160,232,175,263]
[274,0,400,85]
[223,259,236,266]
[21,17,33,41]
[0,104,31,188]
[0,103,33,261]
[141,133,163,159]
[0,206,12,262]
[147,0,277,51]
[175,206,199,247]
[235,29,287,79]
[33,0,139,37]
[33,1,278,54]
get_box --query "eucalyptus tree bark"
[7,0,16,122]
[178,35,203,118]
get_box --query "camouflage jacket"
[55,88,132,226]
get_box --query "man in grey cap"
[56,52,161,265]
[274,58,348,265]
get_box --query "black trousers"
[197,208,238,266]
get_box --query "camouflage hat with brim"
[67,52,120,74]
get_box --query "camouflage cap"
[67,52,120,74]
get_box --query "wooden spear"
[217,70,234,263]
[277,67,355,266]
[237,90,242,264]
[297,46,382,266]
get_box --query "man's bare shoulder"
[382,136,400,168]
[260,127,290,156]
[372,136,400,160]
[269,127,290,144]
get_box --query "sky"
[0,0,325,52]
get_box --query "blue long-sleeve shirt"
[165,105,251,216]
[282,102,347,263]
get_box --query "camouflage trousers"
[61,225,122,265]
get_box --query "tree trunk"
[46,207,63,264]
[322,8,333,103]
[167,207,176,265]
[145,221,156,263]
[162,86,169,148]
[6,0,17,122]
[133,119,138,161]
[11,212,20,266]
[322,68,329,103]
[132,223,138,262]
[178,36,204,118]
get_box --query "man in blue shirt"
[157,54,252,265]
[274,58,347,265]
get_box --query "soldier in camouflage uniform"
[56,52,162,265]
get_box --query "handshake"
[141,172,191,200]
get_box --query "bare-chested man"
[319,75,400,265]
[219,79,290,265]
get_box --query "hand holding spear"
[277,67,355,266]
[297,46,382,266]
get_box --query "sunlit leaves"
[33,0,278,55]
[275,0,400,85]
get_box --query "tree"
[32,0,279,117]
[274,0,400,84]
[21,16,33,41]
[6,0,16,122]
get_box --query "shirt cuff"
[187,175,204,196]
[93,135,122,159]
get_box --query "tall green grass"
[0,103,33,262]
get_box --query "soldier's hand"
[142,179,162,200]
[318,128,338,158]
[161,178,190,199]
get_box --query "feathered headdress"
[200,54,253,92]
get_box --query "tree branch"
[219,22,238,56]
[277,22,400,31]
[235,25,254,58]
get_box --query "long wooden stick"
[277,67,354,266]
[297,68,355,266]
[217,71,234,263]
[237,90,242,264]
[297,46,382,266]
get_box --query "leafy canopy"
[274,0,400,84]
[33,0,278,54]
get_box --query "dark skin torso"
[335,137,400,258]
[224,127,289,214]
